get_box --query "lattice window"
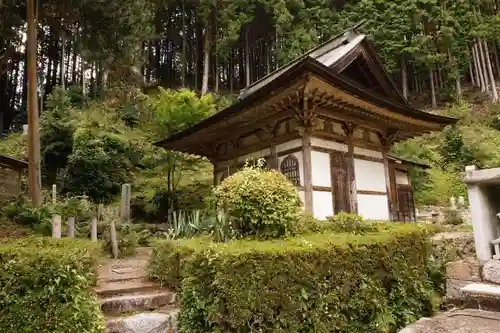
[280,155,300,186]
[397,185,416,222]
[331,151,350,214]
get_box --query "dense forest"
[3,0,500,129]
[3,0,500,210]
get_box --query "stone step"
[461,283,500,311]
[106,309,180,333]
[100,291,177,315]
[96,280,161,298]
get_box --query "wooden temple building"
[157,25,457,221]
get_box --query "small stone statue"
[450,196,457,210]
[457,196,465,208]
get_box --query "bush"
[102,223,138,258]
[212,163,302,239]
[149,224,441,332]
[327,212,378,234]
[0,237,104,332]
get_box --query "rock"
[446,279,470,300]
[483,260,500,284]
[107,311,179,333]
[446,258,481,281]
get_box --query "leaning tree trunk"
[477,38,490,92]
[429,68,437,108]
[469,57,476,86]
[482,40,499,103]
[201,24,210,95]
[473,42,486,92]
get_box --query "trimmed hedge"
[149,224,441,333]
[0,237,105,332]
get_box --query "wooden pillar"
[270,143,278,170]
[346,126,358,214]
[213,163,218,186]
[382,146,395,221]
[302,131,313,213]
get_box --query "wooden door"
[397,185,416,222]
[330,152,350,214]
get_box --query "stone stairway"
[96,247,179,333]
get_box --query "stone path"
[96,247,179,333]
[400,309,500,333]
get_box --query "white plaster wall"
[313,191,334,220]
[357,194,390,220]
[236,148,271,164]
[354,159,387,192]
[310,137,348,152]
[276,139,302,153]
[353,146,383,159]
[395,170,410,185]
[278,151,304,186]
[311,151,331,187]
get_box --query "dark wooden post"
[269,143,278,170]
[343,123,358,214]
[301,129,313,213]
[381,146,395,221]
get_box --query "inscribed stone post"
[52,214,62,238]
[91,214,98,242]
[121,184,131,221]
[67,217,75,238]
[52,184,57,204]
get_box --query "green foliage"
[149,224,441,332]
[442,208,464,226]
[0,132,27,160]
[2,200,53,235]
[327,212,378,235]
[40,87,77,184]
[0,237,104,332]
[212,163,302,239]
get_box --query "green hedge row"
[149,224,441,333]
[0,237,105,332]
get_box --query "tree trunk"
[81,58,86,95]
[477,38,490,92]
[429,68,437,108]
[492,43,500,78]
[181,0,186,88]
[229,49,234,93]
[482,40,499,102]
[469,58,476,86]
[245,28,250,87]
[60,35,66,90]
[401,57,408,100]
[473,42,486,92]
[201,23,210,95]
[448,48,461,98]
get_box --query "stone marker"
[121,184,131,221]
[52,184,57,204]
[458,196,465,207]
[91,216,98,242]
[67,217,75,238]
[52,214,62,238]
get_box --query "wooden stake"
[52,214,62,238]
[67,217,75,238]
[109,213,119,259]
